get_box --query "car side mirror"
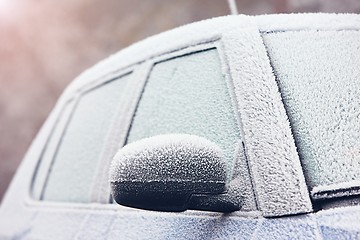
[109,134,241,212]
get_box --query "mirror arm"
[188,180,242,212]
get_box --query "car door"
[0,15,319,239]
[259,14,360,238]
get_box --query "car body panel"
[1,13,360,239]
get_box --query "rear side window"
[127,49,241,177]
[263,30,360,199]
[42,75,131,203]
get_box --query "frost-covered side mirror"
[109,134,241,212]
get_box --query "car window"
[32,101,75,199]
[127,48,241,178]
[262,30,360,199]
[42,75,131,203]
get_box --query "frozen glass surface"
[32,102,74,199]
[263,31,360,189]
[127,49,241,177]
[43,75,131,202]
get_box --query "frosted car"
[1,13,360,239]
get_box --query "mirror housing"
[109,134,241,212]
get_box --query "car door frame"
[0,15,314,239]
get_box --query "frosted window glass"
[43,75,131,202]
[263,31,360,190]
[127,49,241,176]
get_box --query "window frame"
[27,19,313,218]
[124,43,258,212]
[29,41,257,213]
[222,27,313,217]
[30,68,137,203]
[261,29,360,204]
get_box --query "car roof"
[64,13,360,96]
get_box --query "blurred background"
[1,0,360,202]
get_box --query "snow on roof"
[61,13,360,95]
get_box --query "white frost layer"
[223,27,312,216]
[109,134,226,183]
[255,13,360,32]
[311,180,360,200]
[263,30,360,189]
[317,205,360,232]
[65,14,360,97]
[126,49,241,179]
[65,15,250,94]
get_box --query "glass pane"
[32,102,74,199]
[43,75,131,202]
[263,31,360,190]
[127,49,241,177]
